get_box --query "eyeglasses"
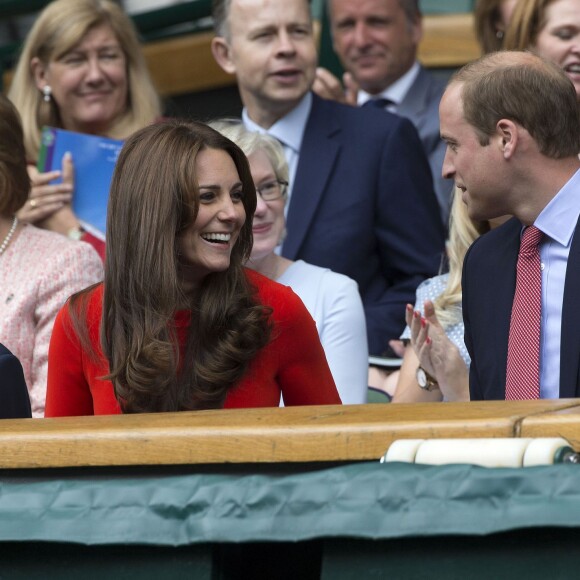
[256,180,288,202]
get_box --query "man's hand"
[313,67,359,106]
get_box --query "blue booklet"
[38,127,124,240]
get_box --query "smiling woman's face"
[247,148,286,263]
[178,147,246,292]
[534,0,580,101]
[33,23,128,134]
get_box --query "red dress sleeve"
[45,299,95,417]
[272,286,341,405]
[232,270,341,407]
[46,285,121,417]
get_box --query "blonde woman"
[392,191,490,403]
[8,0,161,256]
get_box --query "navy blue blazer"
[0,343,32,419]
[463,216,580,400]
[398,66,453,224]
[282,94,446,354]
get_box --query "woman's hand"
[18,153,79,235]
[405,301,469,402]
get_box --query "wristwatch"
[416,366,439,391]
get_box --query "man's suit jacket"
[397,66,453,224]
[463,217,580,400]
[0,343,32,418]
[282,93,446,355]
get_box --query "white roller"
[381,437,576,467]
[381,439,425,463]
[523,437,572,466]
[414,438,533,467]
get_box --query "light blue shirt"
[357,61,420,113]
[535,168,580,398]
[242,92,312,208]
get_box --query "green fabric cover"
[1,462,580,546]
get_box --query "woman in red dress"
[45,120,340,416]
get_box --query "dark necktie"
[505,225,544,400]
[362,98,394,110]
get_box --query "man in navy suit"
[211,0,445,356]
[439,51,580,400]
[0,343,31,419]
[315,0,452,223]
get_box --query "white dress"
[278,260,368,404]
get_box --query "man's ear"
[496,119,518,159]
[411,15,424,45]
[30,57,49,91]
[211,37,236,75]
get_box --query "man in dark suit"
[439,51,580,400]
[0,343,32,418]
[314,0,452,223]
[211,0,445,356]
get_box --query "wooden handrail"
[419,13,481,67]
[0,400,578,469]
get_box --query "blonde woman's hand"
[18,153,79,235]
[405,300,469,402]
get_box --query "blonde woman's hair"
[433,189,490,328]
[503,0,556,52]
[8,0,161,160]
[209,119,289,184]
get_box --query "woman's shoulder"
[415,273,449,303]
[287,260,356,286]
[281,261,361,316]
[245,267,295,300]
[280,260,359,296]
[244,268,305,317]
[59,282,103,332]
[18,225,101,264]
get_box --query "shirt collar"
[242,93,312,153]
[358,61,420,107]
[535,168,580,247]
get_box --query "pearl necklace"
[0,216,18,256]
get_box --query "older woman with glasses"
[212,121,368,404]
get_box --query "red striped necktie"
[505,225,544,400]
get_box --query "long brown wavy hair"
[71,120,271,412]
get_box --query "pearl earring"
[42,85,52,103]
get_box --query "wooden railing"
[1,399,578,469]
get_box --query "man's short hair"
[213,0,312,39]
[451,51,580,159]
[327,0,420,24]
[211,0,231,38]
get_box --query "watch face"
[416,367,428,388]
